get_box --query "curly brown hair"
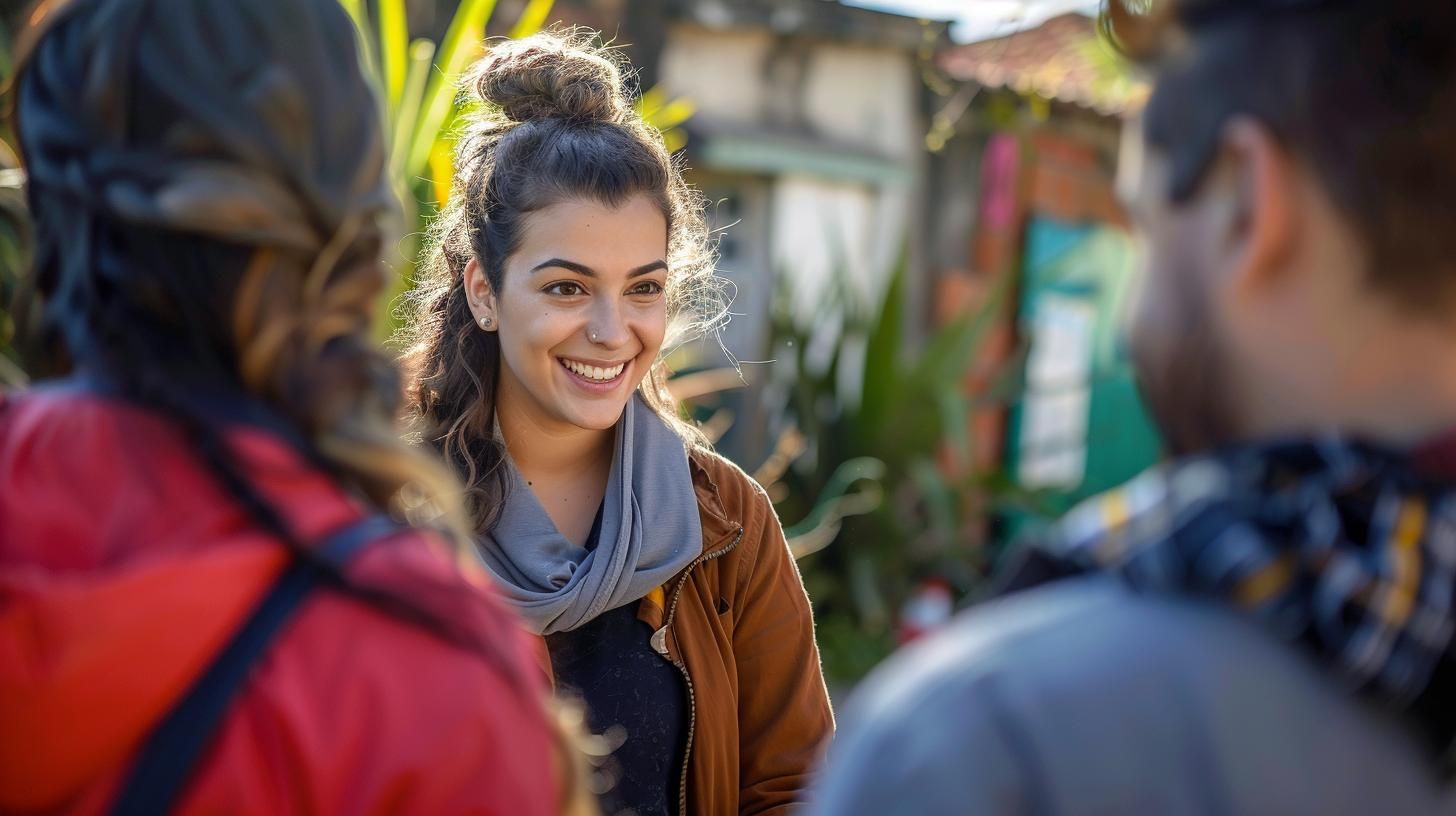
[400,29,725,533]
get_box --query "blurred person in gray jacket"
[812,0,1456,813]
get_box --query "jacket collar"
[688,447,741,555]
[526,447,744,680]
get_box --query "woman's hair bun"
[471,31,629,124]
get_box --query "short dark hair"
[1105,0,1456,308]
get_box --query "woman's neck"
[495,391,617,546]
[497,402,613,479]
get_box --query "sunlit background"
[848,0,1101,41]
[0,0,1158,691]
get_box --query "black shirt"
[546,507,688,816]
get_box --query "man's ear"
[1219,116,1298,302]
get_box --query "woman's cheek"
[638,304,669,354]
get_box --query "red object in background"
[0,387,561,815]
[896,577,955,645]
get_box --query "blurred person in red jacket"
[0,0,589,814]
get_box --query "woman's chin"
[555,399,631,433]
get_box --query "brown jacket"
[531,448,835,815]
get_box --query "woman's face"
[467,194,669,433]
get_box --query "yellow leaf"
[637,86,667,119]
[651,97,696,130]
[429,139,455,209]
[379,0,409,114]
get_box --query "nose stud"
[589,330,600,344]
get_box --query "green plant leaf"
[908,457,957,538]
[508,0,556,40]
[391,38,436,176]
[636,85,695,151]
[649,97,696,130]
[661,128,687,154]
[858,245,907,437]
[427,137,455,209]
[406,0,499,181]
[337,0,367,33]
[637,86,668,118]
[936,387,973,471]
[848,551,889,628]
[378,0,410,116]
[867,272,1009,459]
[783,457,886,542]
[337,0,379,79]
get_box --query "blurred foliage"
[636,85,695,155]
[682,255,1039,685]
[338,0,539,336]
[1076,31,1149,112]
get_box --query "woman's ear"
[464,257,498,330]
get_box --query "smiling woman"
[472,195,672,453]
[401,29,834,816]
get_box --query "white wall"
[659,25,926,359]
[658,28,775,122]
[773,175,875,315]
[796,44,922,316]
[660,27,923,160]
[801,45,922,161]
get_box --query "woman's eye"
[545,281,586,297]
[630,281,664,297]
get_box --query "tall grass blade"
[378,0,409,115]
[508,0,555,40]
[406,0,498,181]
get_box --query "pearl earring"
[479,316,493,329]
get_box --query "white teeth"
[562,359,625,382]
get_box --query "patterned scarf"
[1006,435,1456,763]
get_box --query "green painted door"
[1001,216,1162,542]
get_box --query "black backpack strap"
[109,514,400,816]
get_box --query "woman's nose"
[586,298,630,348]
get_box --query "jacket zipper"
[653,528,744,816]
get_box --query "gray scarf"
[477,395,703,635]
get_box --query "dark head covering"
[15,0,395,357]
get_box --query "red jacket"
[0,385,561,815]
